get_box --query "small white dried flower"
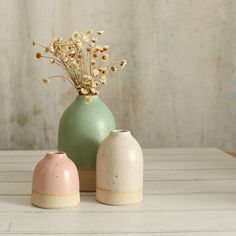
[99,67,108,75]
[94,46,101,52]
[72,31,80,40]
[97,30,104,35]
[90,59,96,65]
[103,45,109,51]
[101,54,109,62]
[86,30,93,35]
[91,80,97,88]
[100,75,107,84]
[81,88,88,95]
[76,41,82,49]
[111,66,117,72]
[120,59,127,68]
[92,52,98,58]
[82,35,89,42]
[90,87,98,94]
[93,69,99,76]
[52,37,63,45]
[42,78,49,84]
[83,75,92,81]
[35,52,42,59]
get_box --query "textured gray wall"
[0,0,236,151]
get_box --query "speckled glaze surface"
[96,130,143,205]
[32,151,80,208]
[58,95,116,191]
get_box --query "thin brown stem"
[34,43,47,49]
[54,62,68,71]
[58,54,75,82]
[65,77,76,87]
[89,52,92,76]
[41,56,65,66]
[47,75,65,79]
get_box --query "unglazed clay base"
[96,187,143,205]
[79,169,96,192]
[32,190,80,209]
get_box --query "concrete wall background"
[1,0,236,151]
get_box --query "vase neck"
[46,151,67,159]
[110,130,131,137]
[75,95,99,103]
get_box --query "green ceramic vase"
[58,95,116,191]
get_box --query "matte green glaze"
[58,96,116,169]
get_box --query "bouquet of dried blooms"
[33,30,127,97]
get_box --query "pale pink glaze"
[32,152,79,195]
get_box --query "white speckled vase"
[96,130,143,205]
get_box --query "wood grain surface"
[1,148,236,235]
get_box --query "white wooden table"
[1,148,236,235]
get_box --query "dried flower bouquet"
[33,30,127,97]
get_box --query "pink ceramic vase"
[32,151,80,208]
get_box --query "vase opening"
[111,129,130,133]
[47,151,65,155]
